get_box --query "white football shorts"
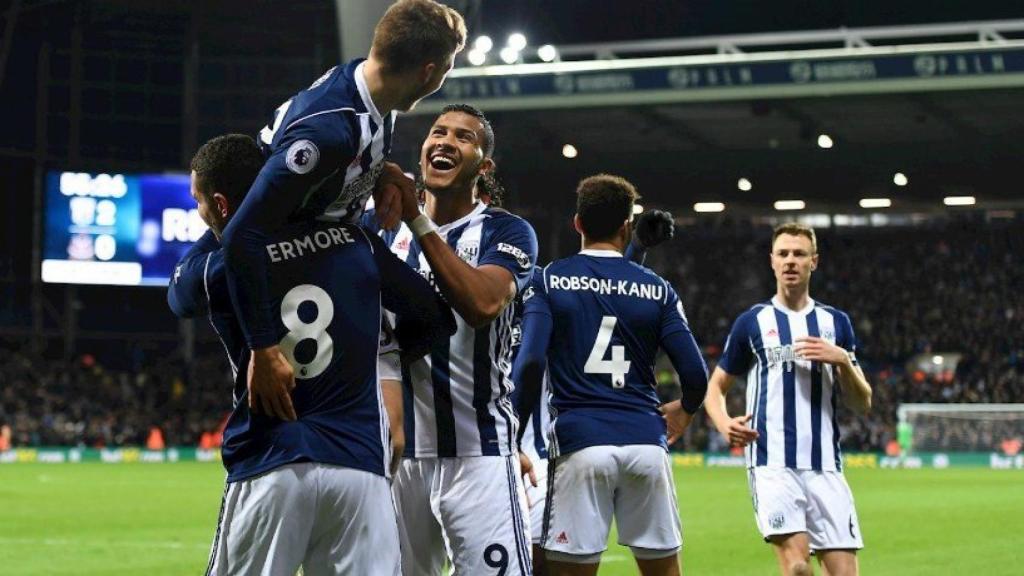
[541,444,681,562]
[205,462,400,576]
[392,455,532,575]
[523,456,549,545]
[748,466,864,551]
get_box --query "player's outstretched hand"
[634,209,675,249]
[720,414,758,447]
[794,336,850,366]
[659,400,693,445]
[248,346,297,421]
[374,162,414,231]
[519,452,537,489]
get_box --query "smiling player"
[365,104,538,575]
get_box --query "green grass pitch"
[1,462,1020,575]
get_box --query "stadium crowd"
[2,218,1021,453]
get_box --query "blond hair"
[772,222,817,253]
[372,0,467,74]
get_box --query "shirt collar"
[580,249,623,258]
[354,61,384,125]
[771,295,816,316]
[436,202,488,236]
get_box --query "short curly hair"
[575,174,640,241]
[189,134,263,206]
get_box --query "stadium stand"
[3,216,1020,453]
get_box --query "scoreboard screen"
[41,171,208,286]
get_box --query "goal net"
[897,404,1024,453]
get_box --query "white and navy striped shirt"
[257,59,396,225]
[368,202,539,457]
[718,297,859,472]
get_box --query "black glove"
[633,209,675,249]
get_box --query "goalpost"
[896,404,1024,454]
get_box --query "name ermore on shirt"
[266,226,356,263]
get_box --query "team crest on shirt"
[285,140,319,174]
[821,329,835,341]
[457,241,479,263]
[769,512,785,530]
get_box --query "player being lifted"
[704,223,872,576]
[365,104,538,575]
[219,0,466,420]
[168,134,455,575]
[513,175,708,576]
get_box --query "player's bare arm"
[419,232,516,328]
[704,367,759,446]
[794,336,873,414]
[394,181,517,328]
[372,162,407,231]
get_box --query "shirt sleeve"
[658,284,709,414]
[623,238,647,265]
[167,230,221,319]
[511,270,552,443]
[220,120,356,349]
[836,310,859,366]
[477,216,539,295]
[717,311,755,376]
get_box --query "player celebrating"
[365,104,538,575]
[168,134,455,575]
[513,174,708,576]
[704,223,872,576]
[220,0,466,421]
[509,209,676,576]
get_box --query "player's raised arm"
[624,209,675,265]
[396,180,538,328]
[167,229,221,319]
[511,273,553,445]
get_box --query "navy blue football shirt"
[515,250,708,457]
[221,59,397,350]
[169,221,452,482]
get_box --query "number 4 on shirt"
[585,316,631,388]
